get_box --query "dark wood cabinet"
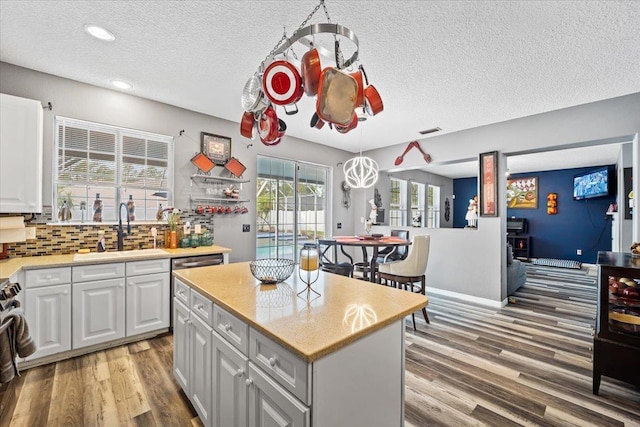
[507,234,530,260]
[593,251,640,394]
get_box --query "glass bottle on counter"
[127,194,135,221]
[93,193,103,222]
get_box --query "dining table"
[332,235,411,282]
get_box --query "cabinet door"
[248,364,309,427]
[212,332,248,427]
[0,94,43,213]
[126,272,170,336]
[173,298,190,393]
[190,313,212,427]
[72,278,125,349]
[24,284,71,359]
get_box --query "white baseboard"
[426,287,507,309]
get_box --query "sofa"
[507,244,527,296]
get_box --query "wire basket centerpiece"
[249,259,295,284]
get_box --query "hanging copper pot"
[240,111,256,139]
[316,67,358,126]
[364,84,383,116]
[301,48,321,96]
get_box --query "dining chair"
[377,235,430,330]
[317,239,354,277]
[375,229,409,264]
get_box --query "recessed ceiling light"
[110,80,132,90]
[84,24,115,41]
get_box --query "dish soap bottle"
[97,230,106,252]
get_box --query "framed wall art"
[507,176,538,209]
[479,151,498,217]
[201,132,231,165]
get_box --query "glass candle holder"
[298,243,320,296]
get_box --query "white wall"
[0,62,356,262]
[366,93,640,304]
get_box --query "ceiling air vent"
[418,127,441,135]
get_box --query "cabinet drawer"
[73,263,125,282]
[126,258,169,276]
[249,328,310,405]
[190,288,213,326]
[174,278,191,306]
[213,304,249,355]
[25,267,71,288]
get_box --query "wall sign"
[201,132,231,165]
[479,151,498,216]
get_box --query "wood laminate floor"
[1,265,639,426]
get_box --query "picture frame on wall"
[479,151,498,217]
[507,176,538,209]
[201,132,231,165]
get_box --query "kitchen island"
[173,261,428,427]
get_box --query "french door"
[256,156,329,262]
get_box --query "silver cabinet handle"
[245,378,253,387]
[223,323,231,332]
[196,303,204,310]
[62,290,69,295]
[269,356,277,367]
[237,368,245,377]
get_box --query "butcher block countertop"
[0,245,232,280]
[173,261,428,362]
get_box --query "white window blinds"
[54,117,173,222]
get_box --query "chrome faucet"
[117,202,130,251]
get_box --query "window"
[256,156,329,261]
[410,182,425,227]
[427,184,441,228]
[54,117,173,222]
[389,178,407,226]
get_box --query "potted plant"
[167,208,181,249]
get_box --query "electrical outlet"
[577,249,582,255]
[25,227,37,240]
[242,224,250,232]
[337,222,342,229]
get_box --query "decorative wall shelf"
[190,174,250,185]
[190,196,250,204]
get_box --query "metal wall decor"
[201,132,231,165]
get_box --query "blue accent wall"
[453,177,478,228]
[453,165,616,263]
[506,166,616,264]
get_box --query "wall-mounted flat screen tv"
[573,166,612,200]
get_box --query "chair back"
[391,229,409,259]
[402,235,430,276]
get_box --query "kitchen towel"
[0,304,36,383]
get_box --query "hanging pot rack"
[241,0,383,146]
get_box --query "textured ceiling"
[1,0,639,163]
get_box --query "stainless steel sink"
[73,248,167,262]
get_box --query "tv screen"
[573,166,611,200]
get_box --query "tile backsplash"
[4,208,215,258]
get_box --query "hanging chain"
[260,0,332,68]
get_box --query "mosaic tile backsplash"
[4,207,215,258]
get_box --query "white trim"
[426,287,507,309]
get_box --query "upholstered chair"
[377,235,430,329]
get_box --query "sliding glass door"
[256,156,329,261]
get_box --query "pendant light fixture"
[343,123,378,188]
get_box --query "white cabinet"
[72,278,125,349]
[24,284,71,360]
[126,259,170,336]
[172,282,213,427]
[190,310,213,426]
[212,331,248,427]
[173,299,190,392]
[248,363,310,427]
[0,93,43,213]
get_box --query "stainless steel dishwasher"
[170,253,225,328]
